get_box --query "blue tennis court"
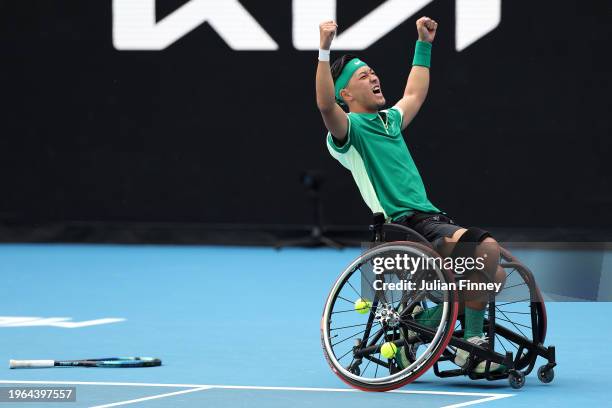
[1,244,610,407]
[3,1,609,406]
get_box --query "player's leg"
[441,230,506,372]
[392,214,462,330]
[395,216,506,372]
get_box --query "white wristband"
[318,49,330,62]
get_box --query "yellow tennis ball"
[381,342,398,359]
[354,298,372,314]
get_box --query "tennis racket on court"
[9,357,161,369]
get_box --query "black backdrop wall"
[1,1,610,243]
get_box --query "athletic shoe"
[454,336,506,373]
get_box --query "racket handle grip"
[9,359,55,368]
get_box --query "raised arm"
[316,21,348,142]
[395,17,438,130]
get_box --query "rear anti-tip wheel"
[537,365,554,383]
[508,370,526,389]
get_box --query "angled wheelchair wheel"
[321,241,458,391]
[461,247,546,374]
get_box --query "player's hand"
[416,17,438,43]
[319,20,338,50]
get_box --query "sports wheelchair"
[321,213,556,391]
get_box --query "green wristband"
[412,40,432,68]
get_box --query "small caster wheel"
[537,365,554,383]
[508,370,525,389]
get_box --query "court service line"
[88,387,211,408]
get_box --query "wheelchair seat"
[369,212,433,249]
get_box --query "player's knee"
[478,237,500,258]
[473,236,498,267]
[451,227,495,263]
[481,236,498,246]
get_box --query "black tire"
[537,365,554,383]
[508,370,526,389]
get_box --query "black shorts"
[392,211,463,249]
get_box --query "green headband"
[334,58,367,103]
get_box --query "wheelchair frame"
[369,214,557,388]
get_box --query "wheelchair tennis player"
[315,17,507,374]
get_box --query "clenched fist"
[319,20,338,50]
[416,17,438,43]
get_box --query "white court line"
[89,387,211,408]
[440,394,511,408]
[0,380,514,407]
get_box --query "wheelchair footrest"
[468,371,510,381]
[433,367,465,378]
[434,365,510,381]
